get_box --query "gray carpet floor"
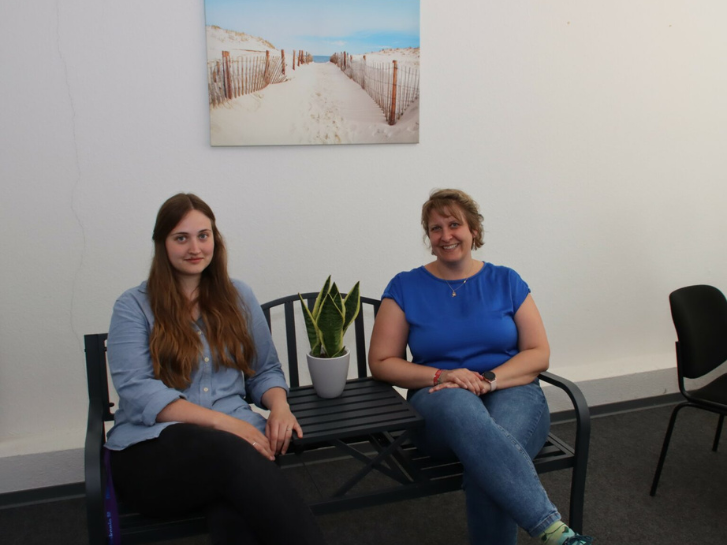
[1,402,725,544]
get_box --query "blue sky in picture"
[204,0,420,56]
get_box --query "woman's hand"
[216,415,276,461]
[266,404,302,455]
[429,368,490,395]
[261,387,302,455]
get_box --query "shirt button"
[203,387,209,392]
[204,357,209,363]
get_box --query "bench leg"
[568,427,591,532]
[568,464,586,533]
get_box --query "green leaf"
[330,346,348,358]
[299,293,322,356]
[342,281,361,335]
[311,275,331,320]
[329,283,343,313]
[318,293,344,357]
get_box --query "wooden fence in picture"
[208,49,312,108]
[332,52,420,125]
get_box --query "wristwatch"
[482,371,497,392]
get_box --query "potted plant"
[299,276,361,398]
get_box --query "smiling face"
[164,209,215,281]
[426,206,477,265]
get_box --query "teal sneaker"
[563,537,594,544]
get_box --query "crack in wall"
[55,0,87,352]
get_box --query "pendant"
[451,292,457,297]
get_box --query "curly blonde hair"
[421,188,484,250]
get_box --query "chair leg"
[713,414,725,452]
[650,402,687,496]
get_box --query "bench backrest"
[260,292,382,387]
[84,294,384,421]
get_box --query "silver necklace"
[442,261,476,297]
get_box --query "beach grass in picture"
[204,0,420,146]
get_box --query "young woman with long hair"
[105,193,326,545]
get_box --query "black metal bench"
[266,294,590,528]
[83,294,590,544]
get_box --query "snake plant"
[299,276,361,358]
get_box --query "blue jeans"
[409,380,560,545]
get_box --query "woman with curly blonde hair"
[370,189,593,545]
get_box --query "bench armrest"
[538,371,591,477]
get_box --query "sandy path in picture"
[210,62,419,146]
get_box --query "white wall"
[2,1,726,493]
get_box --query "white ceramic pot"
[306,349,350,398]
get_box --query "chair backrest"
[85,333,114,423]
[260,293,381,387]
[669,284,727,379]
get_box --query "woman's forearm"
[370,357,441,389]
[157,398,229,429]
[157,398,276,460]
[491,347,549,390]
[261,387,290,411]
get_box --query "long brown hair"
[147,193,255,389]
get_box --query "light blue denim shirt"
[104,279,289,450]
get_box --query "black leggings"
[110,424,326,545]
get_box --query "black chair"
[650,284,727,496]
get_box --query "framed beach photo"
[204,0,420,146]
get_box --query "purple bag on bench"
[103,448,121,544]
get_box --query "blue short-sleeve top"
[382,262,530,373]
